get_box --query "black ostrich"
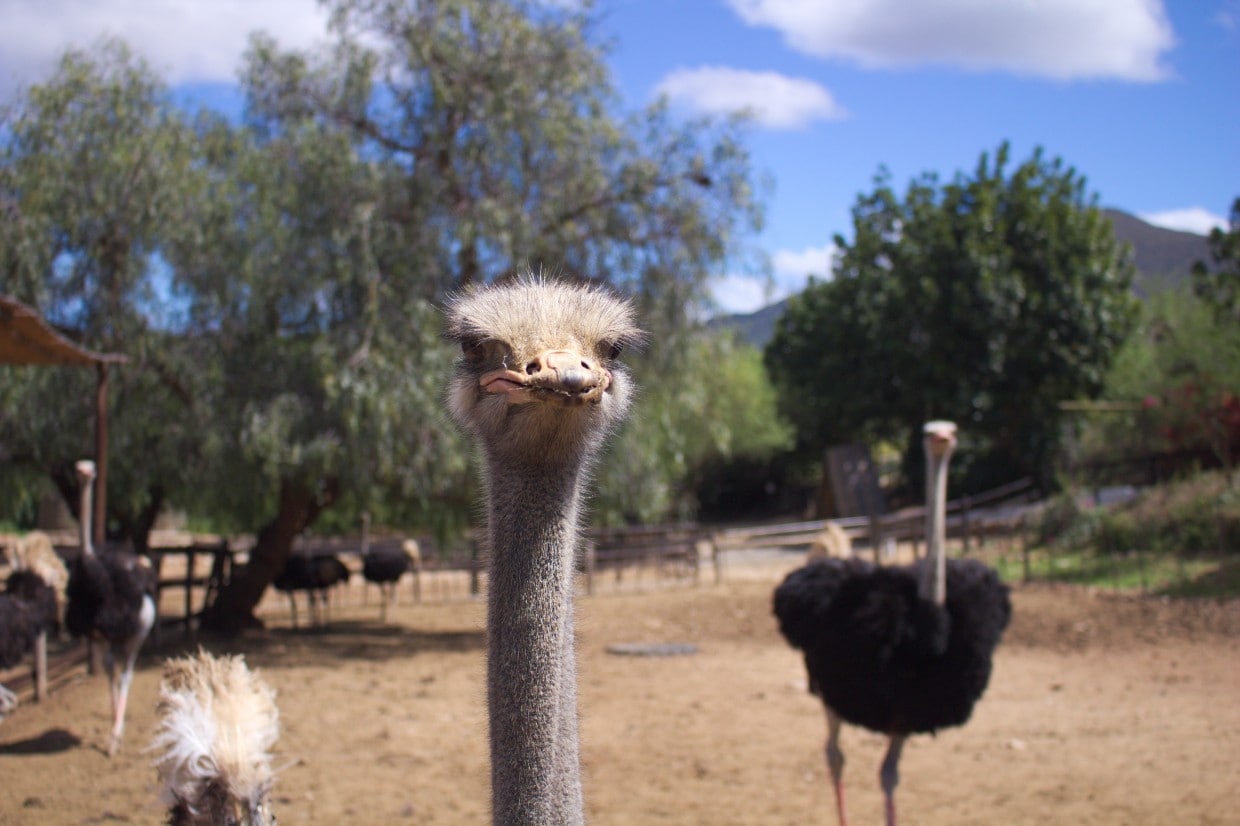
[0,568,59,720]
[773,421,1011,826]
[273,553,350,629]
[362,542,416,622]
[65,460,158,756]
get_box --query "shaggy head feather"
[150,650,279,826]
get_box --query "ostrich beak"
[480,348,611,406]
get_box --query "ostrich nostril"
[525,361,539,375]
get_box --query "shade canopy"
[1,294,126,544]
[0,295,127,366]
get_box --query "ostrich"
[362,541,418,622]
[445,276,641,826]
[149,649,280,826]
[65,459,158,756]
[773,421,1011,826]
[0,537,64,720]
[0,571,57,719]
[272,553,350,629]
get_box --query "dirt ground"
[2,552,1238,826]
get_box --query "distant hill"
[717,209,1212,349]
[1103,208,1212,294]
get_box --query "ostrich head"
[150,651,280,826]
[923,420,958,459]
[445,277,643,467]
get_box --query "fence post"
[184,546,197,640]
[961,495,973,555]
[1021,515,1032,583]
[583,539,596,596]
[470,540,481,596]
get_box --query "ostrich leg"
[106,599,154,756]
[879,734,906,826]
[825,706,849,826]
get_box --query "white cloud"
[772,243,836,281]
[0,0,330,97]
[656,66,846,129]
[712,243,837,314]
[712,274,776,315]
[725,0,1175,81]
[1139,207,1228,235]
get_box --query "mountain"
[717,209,1212,348]
[1103,208,1212,294]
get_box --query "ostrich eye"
[603,340,624,360]
[461,337,508,367]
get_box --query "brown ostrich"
[445,276,642,825]
[149,649,280,826]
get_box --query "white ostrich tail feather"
[150,650,279,813]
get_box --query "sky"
[1,0,1237,314]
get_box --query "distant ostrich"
[0,535,65,720]
[0,571,57,719]
[272,553,350,629]
[773,421,1011,826]
[446,276,641,825]
[362,540,418,622]
[150,649,280,826]
[65,459,158,756]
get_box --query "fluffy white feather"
[150,650,279,820]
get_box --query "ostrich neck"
[920,451,950,605]
[484,456,587,826]
[79,479,95,557]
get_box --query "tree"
[598,334,794,524]
[192,0,764,632]
[766,143,1137,494]
[0,40,207,549]
[1192,196,1240,322]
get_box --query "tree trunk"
[200,477,337,636]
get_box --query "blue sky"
[2,0,1236,313]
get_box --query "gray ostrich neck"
[79,477,95,557]
[920,450,949,605]
[483,452,587,826]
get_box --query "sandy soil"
[1,553,1238,826]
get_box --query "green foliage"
[596,333,794,523]
[0,40,210,545]
[1095,286,1240,480]
[766,142,1137,494]
[230,0,766,530]
[1192,196,1240,322]
[1,1,768,552]
[1040,471,1239,557]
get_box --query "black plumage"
[774,556,1010,735]
[362,545,414,621]
[362,546,412,586]
[274,554,350,628]
[65,549,156,644]
[1,570,60,719]
[1,571,59,663]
